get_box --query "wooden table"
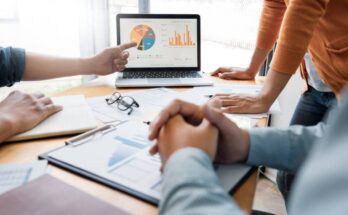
[0,76,267,214]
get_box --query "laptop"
[116,14,213,87]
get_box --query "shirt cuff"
[160,147,243,214]
[162,147,221,198]
[164,147,215,182]
[12,47,26,83]
[0,47,25,87]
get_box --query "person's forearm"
[269,0,329,74]
[259,69,292,108]
[23,52,94,80]
[247,48,270,75]
[246,0,286,75]
[256,0,286,51]
[246,123,326,172]
[160,148,243,214]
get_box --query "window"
[0,0,18,21]
[150,0,263,71]
[0,0,81,57]
[0,0,83,96]
[0,0,263,97]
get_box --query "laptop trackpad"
[148,78,182,84]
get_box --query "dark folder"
[0,175,129,215]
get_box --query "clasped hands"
[148,99,251,169]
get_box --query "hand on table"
[211,67,256,80]
[148,99,250,166]
[89,42,136,75]
[209,93,270,114]
[0,91,62,142]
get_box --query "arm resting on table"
[247,123,326,173]
[160,148,244,215]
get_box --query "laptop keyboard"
[122,71,202,79]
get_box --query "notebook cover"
[8,95,98,142]
[0,175,129,215]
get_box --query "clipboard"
[39,120,254,205]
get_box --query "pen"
[143,121,151,125]
[204,95,214,98]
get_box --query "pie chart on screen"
[130,24,156,51]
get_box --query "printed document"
[47,120,251,201]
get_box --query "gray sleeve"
[246,123,326,173]
[0,47,26,87]
[160,148,244,215]
[289,87,348,214]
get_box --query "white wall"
[270,71,305,128]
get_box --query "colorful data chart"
[169,25,195,46]
[130,24,156,51]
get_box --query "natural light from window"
[150,0,262,72]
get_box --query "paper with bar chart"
[46,120,252,203]
[119,18,198,68]
[48,120,162,199]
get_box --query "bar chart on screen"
[168,25,196,46]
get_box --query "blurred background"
[0,0,303,128]
[1,1,304,213]
[0,0,262,95]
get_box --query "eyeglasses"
[105,92,139,115]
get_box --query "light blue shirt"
[304,53,331,92]
[159,88,348,214]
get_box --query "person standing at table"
[210,0,346,206]
[0,43,135,143]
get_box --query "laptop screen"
[117,14,200,70]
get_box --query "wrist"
[0,115,16,142]
[258,93,273,110]
[245,66,259,76]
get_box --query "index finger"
[148,100,203,140]
[211,67,232,76]
[119,42,137,51]
[210,68,222,76]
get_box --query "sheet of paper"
[224,114,258,129]
[49,120,162,199]
[9,95,98,142]
[0,161,48,194]
[87,86,269,128]
[87,88,180,123]
[47,120,251,202]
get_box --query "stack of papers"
[87,85,281,128]
[87,88,179,123]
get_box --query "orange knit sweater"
[256,0,348,95]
